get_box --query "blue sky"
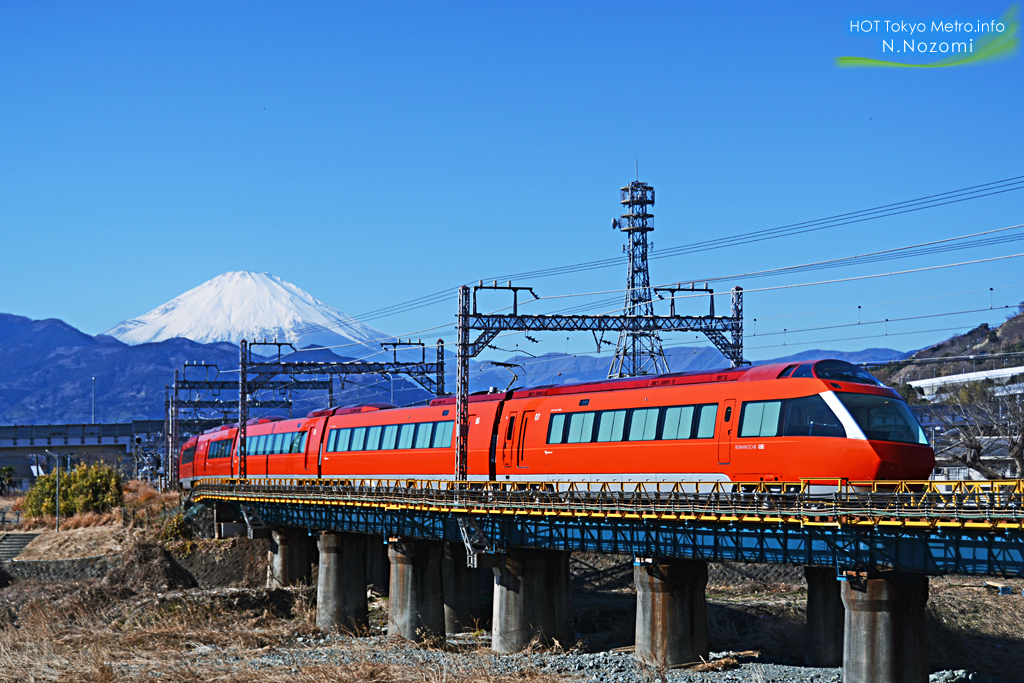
[1,1,1021,362]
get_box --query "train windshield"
[835,392,928,445]
[813,360,883,386]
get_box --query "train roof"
[429,359,880,406]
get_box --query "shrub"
[24,463,124,518]
[160,512,193,541]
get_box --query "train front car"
[729,359,934,486]
[504,359,932,489]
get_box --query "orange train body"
[177,360,935,488]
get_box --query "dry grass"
[0,579,566,683]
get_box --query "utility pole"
[238,340,248,479]
[609,180,669,378]
[91,377,96,423]
[455,286,470,482]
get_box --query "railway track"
[188,478,1024,530]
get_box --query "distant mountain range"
[0,310,909,424]
[0,271,916,424]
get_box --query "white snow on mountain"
[104,271,389,351]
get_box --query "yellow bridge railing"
[186,478,1024,531]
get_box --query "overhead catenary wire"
[283,175,1024,337]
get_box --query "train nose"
[871,441,935,480]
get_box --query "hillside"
[873,306,1024,387]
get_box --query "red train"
[177,359,934,489]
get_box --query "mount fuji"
[103,271,389,351]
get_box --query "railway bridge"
[189,477,1024,683]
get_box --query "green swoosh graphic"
[836,5,1019,67]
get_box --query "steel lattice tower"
[608,180,669,378]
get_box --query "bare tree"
[934,382,1024,479]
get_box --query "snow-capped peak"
[104,271,389,350]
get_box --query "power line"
[284,175,1024,336]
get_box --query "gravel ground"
[168,630,998,683]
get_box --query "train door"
[501,412,518,468]
[517,410,535,467]
[718,399,736,465]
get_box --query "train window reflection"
[836,392,928,445]
[696,405,718,438]
[548,414,566,444]
[628,408,659,441]
[381,425,398,450]
[662,406,695,440]
[739,401,782,438]
[596,410,625,442]
[567,412,595,443]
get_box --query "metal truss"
[453,282,745,481]
[189,477,1024,576]
[235,340,447,478]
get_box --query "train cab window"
[628,408,659,441]
[414,423,434,448]
[567,412,596,443]
[547,414,567,444]
[783,395,845,438]
[398,424,416,449]
[381,425,398,450]
[350,427,367,451]
[432,421,454,448]
[695,404,718,438]
[595,410,625,442]
[181,447,195,464]
[836,392,928,444]
[813,360,884,386]
[739,401,782,438]
[778,365,798,378]
[365,426,382,451]
[662,406,696,440]
[791,364,814,378]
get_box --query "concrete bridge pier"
[804,566,844,667]
[267,527,312,587]
[491,549,573,653]
[841,572,929,683]
[366,536,390,595]
[442,541,491,633]
[316,532,369,633]
[387,539,445,642]
[633,558,709,668]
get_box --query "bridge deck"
[189,478,1024,577]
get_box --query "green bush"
[160,512,193,541]
[24,463,124,518]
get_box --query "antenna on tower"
[608,178,669,378]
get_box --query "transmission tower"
[608,180,669,378]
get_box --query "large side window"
[566,412,596,443]
[414,422,434,449]
[397,423,416,449]
[432,421,454,448]
[739,401,782,438]
[547,414,566,444]
[628,408,659,441]
[595,410,625,442]
[349,427,366,451]
[784,395,845,438]
[181,447,195,464]
[332,428,352,452]
[662,406,695,440]
[381,425,398,450]
[365,426,382,451]
[695,404,718,438]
